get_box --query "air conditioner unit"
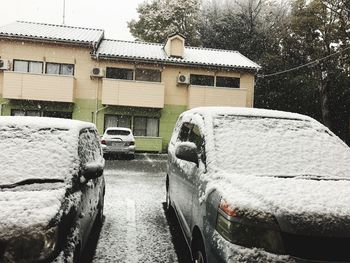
[91,67,105,78]
[0,59,10,70]
[177,74,190,84]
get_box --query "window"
[11,110,72,119]
[133,117,159,137]
[106,67,133,80]
[188,125,206,164]
[106,130,131,136]
[216,76,240,88]
[43,111,72,119]
[104,115,132,130]
[190,74,214,86]
[178,123,193,142]
[46,63,74,76]
[11,109,40,116]
[135,68,161,82]
[13,60,43,74]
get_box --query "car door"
[171,122,194,237]
[181,123,206,234]
[77,128,104,248]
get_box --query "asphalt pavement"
[82,154,192,263]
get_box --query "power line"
[258,46,350,78]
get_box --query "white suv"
[101,127,136,158]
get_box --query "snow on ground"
[91,158,179,263]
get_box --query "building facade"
[0,21,260,152]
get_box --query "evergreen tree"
[128,0,202,45]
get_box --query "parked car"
[0,117,105,263]
[166,107,350,263]
[101,127,136,158]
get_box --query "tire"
[165,177,172,211]
[192,238,207,263]
[73,242,81,263]
[96,194,105,226]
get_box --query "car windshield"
[0,126,77,185]
[106,130,130,136]
[213,116,350,178]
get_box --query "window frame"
[106,67,134,80]
[45,62,75,76]
[13,59,44,74]
[133,116,160,137]
[190,74,215,86]
[216,76,240,89]
[135,68,162,83]
[104,114,132,131]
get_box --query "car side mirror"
[175,142,198,166]
[82,159,105,180]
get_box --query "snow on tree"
[128,0,202,46]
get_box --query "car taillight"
[101,140,106,145]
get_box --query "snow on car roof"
[0,117,96,185]
[184,107,313,121]
[0,116,95,132]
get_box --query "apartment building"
[0,21,260,152]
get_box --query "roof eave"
[0,34,96,48]
[92,54,260,73]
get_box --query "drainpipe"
[0,100,9,116]
[94,105,108,125]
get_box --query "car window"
[188,125,206,165]
[177,122,193,142]
[78,128,102,166]
[106,130,131,136]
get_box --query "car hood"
[206,172,350,236]
[0,183,66,238]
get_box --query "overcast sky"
[0,0,145,40]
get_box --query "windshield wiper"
[0,178,65,189]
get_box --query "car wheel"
[194,250,205,263]
[192,238,207,263]
[73,242,81,263]
[96,198,104,226]
[166,177,172,211]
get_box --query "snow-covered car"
[166,107,350,263]
[101,127,136,158]
[0,117,105,263]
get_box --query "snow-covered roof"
[183,107,313,121]
[95,39,261,71]
[0,21,104,47]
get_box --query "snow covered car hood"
[0,183,67,237]
[205,173,350,236]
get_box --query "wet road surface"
[82,154,192,263]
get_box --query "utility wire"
[258,46,350,78]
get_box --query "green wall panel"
[135,137,163,153]
[159,104,187,152]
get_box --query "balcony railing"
[188,85,248,109]
[102,79,165,108]
[2,71,75,103]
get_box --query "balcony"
[2,71,75,103]
[102,79,165,108]
[188,85,248,109]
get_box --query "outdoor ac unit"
[177,74,190,84]
[91,67,105,78]
[0,59,10,70]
